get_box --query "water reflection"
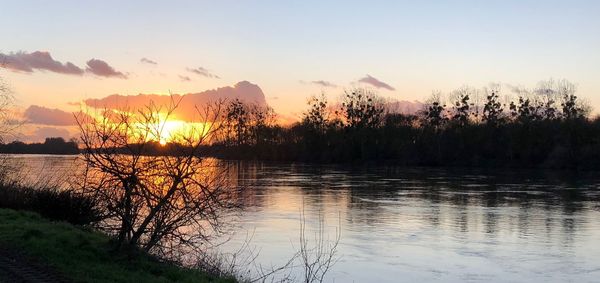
[224,163,600,282]
[4,155,600,282]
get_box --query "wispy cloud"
[186,67,220,79]
[179,75,191,82]
[86,59,127,79]
[0,51,84,75]
[358,74,395,91]
[311,80,337,88]
[140,57,157,65]
[299,80,337,88]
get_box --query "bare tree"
[249,103,276,145]
[223,99,251,146]
[0,76,17,143]
[534,79,589,120]
[75,97,241,255]
[0,76,19,183]
[189,209,341,283]
[297,210,340,283]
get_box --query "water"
[4,155,600,282]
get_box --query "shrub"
[0,184,100,225]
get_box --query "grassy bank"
[0,208,235,283]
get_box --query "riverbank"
[0,208,235,283]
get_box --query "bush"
[0,184,100,225]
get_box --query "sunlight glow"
[157,120,187,145]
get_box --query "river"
[3,154,600,282]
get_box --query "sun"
[157,120,187,145]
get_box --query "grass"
[0,208,236,283]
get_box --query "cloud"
[140,57,157,65]
[86,59,127,79]
[0,51,129,79]
[385,100,424,115]
[20,127,73,143]
[311,80,337,88]
[23,105,84,126]
[179,75,191,82]
[83,81,267,122]
[358,74,395,91]
[187,67,220,79]
[0,51,84,75]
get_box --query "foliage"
[0,184,99,225]
[338,88,384,129]
[422,92,447,128]
[302,93,330,134]
[451,90,471,127]
[482,89,504,126]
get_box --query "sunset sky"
[1,0,600,141]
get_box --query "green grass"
[0,208,236,283]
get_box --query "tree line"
[211,79,600,169]
[0,137,79,154]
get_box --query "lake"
[4,154,600,282]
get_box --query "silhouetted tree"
[482,89,504,126]
[249,103,276,145]
[75,98,240,255]
[561,93,584,120]
[338,88,384,129]
[450,88,472,126]
[224,99,250,146]
[422,91,447,128]
[0,77,16,142]
[509,97,543,123]
[205,79,599,168]
[302,93,330,134]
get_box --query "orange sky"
[1,1,599,142]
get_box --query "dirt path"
[0,247,69,283]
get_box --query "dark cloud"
[187,67,220,79]
[86,59,127,79]
[0,51,128,79]
[358,74,395,91]
[0,51,84,75]
[140,57,157,65]
[23,105,87,126]
[179,75,191,82]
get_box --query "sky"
[1,0,599,141]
